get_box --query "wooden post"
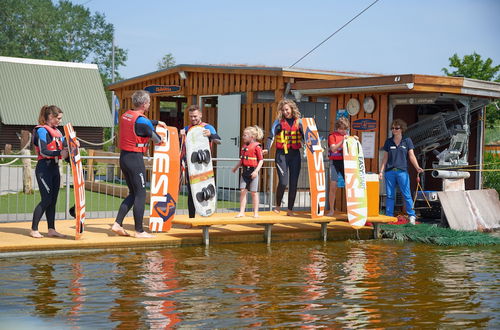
[20,130,33,194]
[4,144,12,155]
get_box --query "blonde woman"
[232,125,265,217]
[263,99,303,216]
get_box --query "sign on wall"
[352,118,377,131]
[361,131,376,159]
[144,85,181,95]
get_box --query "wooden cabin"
[108,66,500,212]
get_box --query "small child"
[232,125,265,218]
[326,117,350,217]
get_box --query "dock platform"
[0,212,396,255]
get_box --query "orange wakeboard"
[64,123,85,240]
[149,126,180,232]
[302,118,326,218]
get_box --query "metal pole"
[269,165,274,211]
[109,34,116,152]
[66,163,70,219]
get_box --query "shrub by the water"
[483,153,500,195]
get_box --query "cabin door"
[216,94,241,189]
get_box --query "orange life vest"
[275,118,301,153]
[240,142,262,167]
[119,110,150,153]
[34,125,63,160]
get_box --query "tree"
[442,52,500,128]
[0,0,127,84]
[157,53,176,70]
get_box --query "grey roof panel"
[0,57,112,127]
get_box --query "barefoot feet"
[135,231,155,238]
[111,222,130,237]
[273,207,281,214]
[30,230,43,238]
[235,213,245,218]
[47,229,66,238]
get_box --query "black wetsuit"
[31,127,65,231]
[266,118,303,211]
[115,118,161,233]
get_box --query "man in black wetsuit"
[111,90,167,238]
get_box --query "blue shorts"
[329,159,344,182]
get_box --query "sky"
[76,0,500,80]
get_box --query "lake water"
[0,240,498,328]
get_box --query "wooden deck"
[0,212,396,254]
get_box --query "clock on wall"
[346,98,360,116]
[363,96,375,114]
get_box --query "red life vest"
[119,110,150,153]
[328,131,344,160]
[34,125,63,160]
[275,118,301,152]
[240,142,262,167]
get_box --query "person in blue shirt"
[180,105,221,218]
[379,119,423,224]
[31,105,69,238]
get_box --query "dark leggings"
[275,148,301,211]
[32,159,60,231]
[115,151,146,233]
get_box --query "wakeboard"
[302,117,326,218]
[343,136,367,228]
[185,126,216,217]
[64,123,85,240]
[149,126,180,232]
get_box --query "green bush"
[483,153,500,194]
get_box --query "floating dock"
[0,212,396,255]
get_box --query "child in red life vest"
[232,125,265,218]
[326,117,350,216]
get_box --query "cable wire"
[289,0,381,68]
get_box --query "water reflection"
[68,262,85,325]
[0,241,497,328]
[143,250,182,328]
[108,253,148,328]
[299,249,329,327]
[28,262,62,317]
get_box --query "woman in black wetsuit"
[264,99,303,216]
[31,105,68,238]
[111,90,166,238]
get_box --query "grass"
[380,223,500,246]
[0,188,240,214]
[485,125,500,144]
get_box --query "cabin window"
[255,91,275,103]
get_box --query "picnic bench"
[172,212,396,245]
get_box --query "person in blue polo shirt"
[379,119,423,224]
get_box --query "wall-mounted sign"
[361,131,376,159]
[144,85,181,94]
[336,109,348,120]
[352,118,377,131]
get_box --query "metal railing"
[0,154,318,222]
